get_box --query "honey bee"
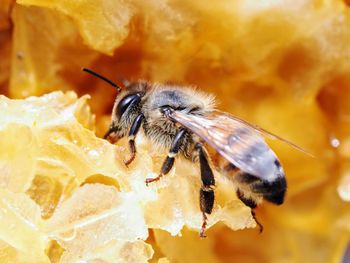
[83,68,309,237]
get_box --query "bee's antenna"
[82,68,122,92]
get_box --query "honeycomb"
[0,0,349,262]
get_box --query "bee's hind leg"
[236,188,264,233]
[251,210,264,233]
[196,143,215,238]
[145,128,187,185]
[124,114,144,166]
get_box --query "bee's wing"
[224,113,313,157]
[169,110,285,181]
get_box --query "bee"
[83,68,309,237]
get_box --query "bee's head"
[108,81,149,140]
[82,68,149,142]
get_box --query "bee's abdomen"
[236,172,287,205]
[250,175,287,205]
[259,177,286,205]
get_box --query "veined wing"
[222,112,313,157]
[168,110,285,181]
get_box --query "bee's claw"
[199,230,207,238]
[124,154,135,167]
[199,212,208,238]
[251,210,264,234]
[257,221,264,234]
[145,175,162,186]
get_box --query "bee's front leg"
[145,128,187,185]
[196,143,215,238]
[124,114,144,166]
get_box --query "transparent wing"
[223,112,314,157]
[168,110,308,180]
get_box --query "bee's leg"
[196,143,215,238]
[236,187,264,233]
[145,128,187,185]
[124,114,144,166]
[251,210,263,233]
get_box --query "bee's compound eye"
[117,93,140,118]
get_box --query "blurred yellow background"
[0,0,350,262]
